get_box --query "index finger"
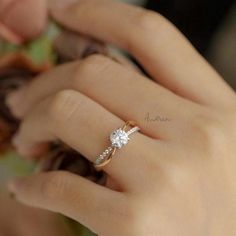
[0,0,47,40]
[50,0,236,109]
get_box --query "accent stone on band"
[94,146,113,165]
[126,126,140,136]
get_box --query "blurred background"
[126,0,236,90]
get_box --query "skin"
[3,0,236,235]
[0,191,71,236]
[0,0,47,43]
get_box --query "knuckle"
[120,198,152,236]
[191,113,226,155]
[82,54,110,69]
[134,9,168,34]
[125,8,171,52]
[137,10,159,29]
[40,171,69,200]
[72,55,112,87]
[125,204,141,230]
[48,90,81,127]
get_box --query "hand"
[0,0,47,43]
[6,0,236,235]
[0,191,70,236]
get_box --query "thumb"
[0,0,48,42]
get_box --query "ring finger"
[13,89,160,189]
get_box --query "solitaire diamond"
[94,121,140,168]
[110,128,130,149]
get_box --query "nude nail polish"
[6,89,24,109]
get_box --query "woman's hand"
[6,0,236,235]
[0,0,47,43]
[0,191,70,236]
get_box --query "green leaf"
[22,22,61,65]
[0,22,61,66]
[23,36,55,65]
[0,41,20,55]
[0,152,35,177]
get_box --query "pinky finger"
[8,171,125,235]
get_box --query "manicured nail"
[15,145,35,159]
[12,134,31,158]
[6,88,25,109]
[12,133,20,147]
[6,88,26,118]
[12,135,47,159]
[0,22,23,44]
[8,178,24,194]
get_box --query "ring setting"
[94,121,140,168]
[110,128,130,149]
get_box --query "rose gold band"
[94,121,139,169]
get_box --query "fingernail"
[6,88,26,118]
[12,133,20,147]
[12,134,47,159]
[15,145,35,159]
[6,88,24,109]
[0,22,23,44]
[12,134,32,158]
[8,178,24,194]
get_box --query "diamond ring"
[93,121,140,168]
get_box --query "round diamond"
[110,128,130,149]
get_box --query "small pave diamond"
[110,128,130,149]
[95,146,113,165]
[126,126,140,136]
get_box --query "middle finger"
[8,55,197,139]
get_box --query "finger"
[50,0,236,108]
[1,0,47,40]
[14,90,156,187]
[0,191,72,236]
[0,0,13,14]
[0,21,22,44]
[8,171,124,235]
[108,47,141,72]
[7,55,195,140]
[53,28,138,71]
